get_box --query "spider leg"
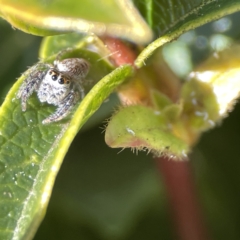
[75,81,85,100]
[42,90,79,124]
[17,64,48,111]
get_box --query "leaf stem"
[101,36,137,67]
[155,156,210,240]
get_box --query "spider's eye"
[51,75,58,81]
[49,70,58,80]
[66,80,70,84]
[58,77,64,84]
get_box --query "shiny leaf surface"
[0,33,133,239]
[0,0,152,44]
[135,0,240,67]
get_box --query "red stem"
[101,36,136,66]
[102,36,210,240]
[156,157,210,240]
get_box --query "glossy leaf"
[187,45,240,117]
[135,0,240,67]
[0,0,152,44]
[0,32,133,239]
[181,79,220,133]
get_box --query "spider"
[17,57,90,124]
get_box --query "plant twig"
[156,156,210,240]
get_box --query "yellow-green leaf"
[105,105,188,160]
[0,0,152,44]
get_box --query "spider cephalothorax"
[17,58,90,124]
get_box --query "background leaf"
[135,0,240,67]
[0,0,152,44]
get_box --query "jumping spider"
[17,57,90,124]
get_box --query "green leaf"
[0,0,152,44]
[186,44,240,119]
[34,127,168,240]
[181,79,220,131]
[150,90,173,110]
[135,0,240,67]
[0,32,133,239]
[105,105,188,160]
